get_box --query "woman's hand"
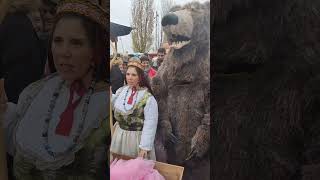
[138,148,148,159]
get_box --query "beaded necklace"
[42,79,96,158]
[123,86,139,111]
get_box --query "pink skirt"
[110,157,165,180]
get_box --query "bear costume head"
[158,1,210,85]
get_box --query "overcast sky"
[110,0,209,54]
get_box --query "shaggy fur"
[152,2,210,180]
[213,0,320,179]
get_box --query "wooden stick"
[110,88,114,137]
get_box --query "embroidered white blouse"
[2,75,108,170]
[112,85,158,151]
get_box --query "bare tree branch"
[131,0,154,53]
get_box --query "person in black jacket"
[110,57,125,94]
[0,0,47,104]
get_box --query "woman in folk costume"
[0,0,109,179]
[110,61,159,160]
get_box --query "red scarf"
[127,87,137,104]
[55,81,86,136]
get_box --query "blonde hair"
[112,57,123,66]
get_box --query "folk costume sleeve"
[139,96,158,151]
[2,77,47,156]
[111,86,125,109]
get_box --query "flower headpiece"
[128,61,144,70]
[56,0,108,28]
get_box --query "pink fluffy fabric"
[110,157,165,180]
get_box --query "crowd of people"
[110,47,166,94]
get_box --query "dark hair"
[157,47,166,54]
[47,13,109,83]
[126,66,153,95]
[140,55,149,62]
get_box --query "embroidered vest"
[113,88,151,131]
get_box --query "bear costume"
[152,2,210,180]
[213,0,320,179]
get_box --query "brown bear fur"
[213,0,320,179]
[152,2,210,180]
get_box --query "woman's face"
[51,17,93,82]
[126,66,140,88]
